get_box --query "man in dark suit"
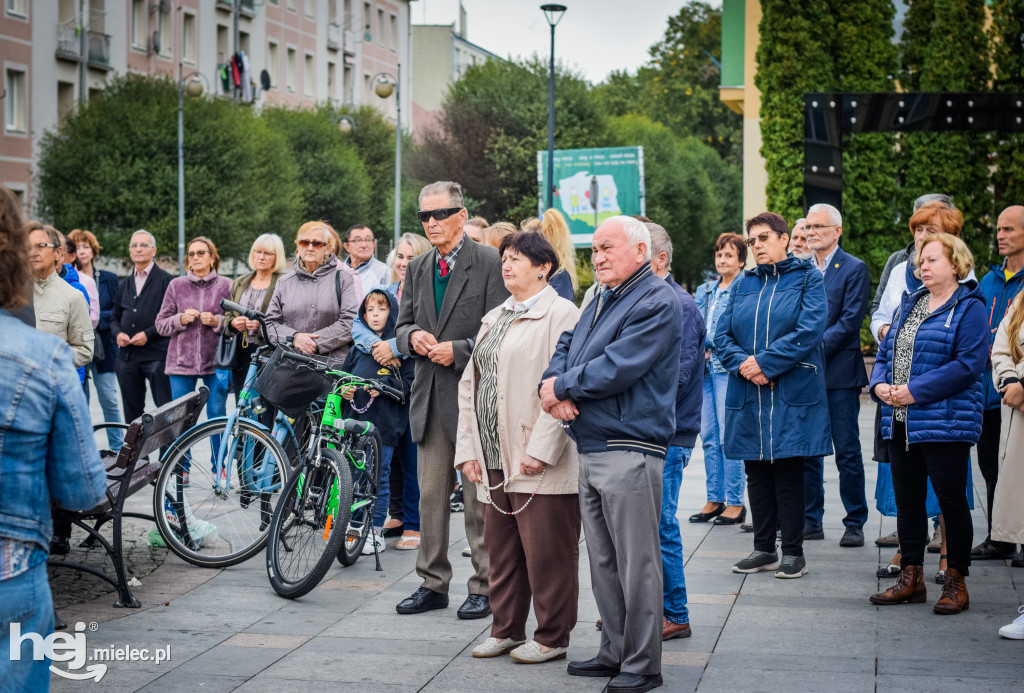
[110,229,173,425]
[394,181,509,618]
[803,203,871,547]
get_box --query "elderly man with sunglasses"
[394,181,508,620]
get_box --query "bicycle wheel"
[337,429,382,566]
[153,418,291,568]
[266,448,353,598]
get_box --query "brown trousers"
[484,468,582,648]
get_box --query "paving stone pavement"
[50,394,1024,692]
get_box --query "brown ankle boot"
[933,568,969,614]
[870,564,926,604]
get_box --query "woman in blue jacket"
[869,234,988,615]
[715,212,833,580]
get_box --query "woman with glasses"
[715,212,832,580]
[266,221,359,361]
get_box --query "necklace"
[483,467,546,516]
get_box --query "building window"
[57,80,75,120]
[182,13,197,63]
[268,42,279,88]
[343,64,352,104]
[217,24,228,64]
[304,54,315,97]
[286,48,296,92]
[157,3,172,57]
[363,2,370,32]
[239,31,250,55]
[327,61,336,98]
[377,8,384,45]
[131,0,147,49]
[305,0,315,18]
[6,0,27,17]
[287,0,295,11]
[4,68,27,133]
[389,13,398,50]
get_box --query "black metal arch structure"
[803,92,1024,211]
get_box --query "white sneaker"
[361,532,385,556]
[999,605,1024,640]
[509,640,568,663]
[472,637,525,658]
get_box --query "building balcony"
[216,0,255,16]
[87,31,112,70]
[328,24,341,50]
[56,19,81,61]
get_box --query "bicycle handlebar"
[276,349,405,403]
[221,298,272,345]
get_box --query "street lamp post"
[541,4,567,211]
[372,68,401,248]
[177,63,205,276]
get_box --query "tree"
[36,75,302,261]
[990,0,1024,219]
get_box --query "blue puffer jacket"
[713,257,833,461]
[978,264,1024,410]
[869,281,989,445]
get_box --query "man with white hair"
[541,215,682,693]
[802,203,871,547]
[788,218,812,260]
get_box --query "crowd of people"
[2,177,1024,692]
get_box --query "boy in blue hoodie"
[340,288,413,555]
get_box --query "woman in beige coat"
[991,291,1024,551]
[455,232,581,665]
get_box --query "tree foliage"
[990,0,1024,220]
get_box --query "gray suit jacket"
[396,237,509,444]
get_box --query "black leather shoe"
[49,536,71,555]
[804,524,825,541]
[740,522,754,532]
[713,506,746,525]
[396,587,449,615]
[1012,551,1024,568]
[567,657,620,678]
[456,594,491,620]
[688,504,724,523]
[608,672,663,692]
[840,526,865,547]
[971,539,1015,560]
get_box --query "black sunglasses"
[417,207,463,223]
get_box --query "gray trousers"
[579,450,663,676]
[415,398,489,595]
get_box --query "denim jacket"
[0,310,107,554]
[695,278,733,374]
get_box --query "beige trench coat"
[990,307,1024,544]
[454,286,580,500]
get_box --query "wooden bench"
[48,388,208,608]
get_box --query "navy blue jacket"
[543,265,682,458]
[340,289,413,447]
[978,263,1024,410]
[666,275,705,448]
[714,257,833,461]
[869,282,989,445]
[820,245,870,390]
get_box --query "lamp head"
[338,116,354,134]
[541,4,567,27]
[184,79,204,98]
[374,78,395,99]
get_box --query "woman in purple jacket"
[156,237,232,479]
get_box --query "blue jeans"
[804,456,824,529]
[700,370,744,505]
[0,562,55,693]
[661,445,691,625]
[372,445,395,529]
[394,424,419,531]
[87,365,124,450]
[170,372,230,470]
[827,388,868,528]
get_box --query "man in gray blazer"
[395,180,509,618]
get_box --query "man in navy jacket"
[803,203,871,547]
[541,216,681,693]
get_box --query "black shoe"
[396,587,449,615]
[608,672,663,692]
[381,523,404,538]
[49,536,71,555]
[739,522,754,532]
[971,539,1014,560]
[840,526,865,547]
[457,594,491,620]
[713,506,746,525]
[567,657,620,678]
[1011,551,1024,568]
[449,487,465,513]
[804,524,825,541]
[688,504,724,523]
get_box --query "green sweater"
[433,265,451,317]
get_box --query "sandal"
[876,563,902,578]
[935,554,947,584]
[395,531,420,550]
[382,518,404,538]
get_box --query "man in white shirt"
[344,225,390,296]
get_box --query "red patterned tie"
[438,257,450,278]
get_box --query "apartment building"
[1,0,411,214]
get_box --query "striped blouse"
[472,308,527,470]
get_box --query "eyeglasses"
[297,239,328,249]
[417,207,463,223]
[346,238,374,246]
[745,232,782,247]
[29,242,57,250]
[803,224,836,232]
[129,243,154,249]
[188,249,209,257]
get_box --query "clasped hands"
[461,454,544,484]
[739,355,769,386]
[181,308,218,327]
[539,377,578,422]
[1000,381,1024,410]
[872,383,916,407]
[409,330,455,366]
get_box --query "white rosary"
[482,467,547,516]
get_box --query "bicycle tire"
[266,448,353,598]
[153,418,291,568]
[337,429,382,566]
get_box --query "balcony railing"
[87,31,111,69]
[327,24,341,49]
[56,19,81,61]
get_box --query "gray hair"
[131,229,157,247]
[645,222,672,266]
[418,181,464,208]
[603,215,651,261]
[807,203,842,227]
[793,218,806,231]
[913,193,954,211]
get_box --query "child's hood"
[359,288,400,337]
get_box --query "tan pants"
[415,400,488,595]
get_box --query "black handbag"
[91,328,106,363]
[214,331,244,370]
[254,346,334,417]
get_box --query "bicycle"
[262,347,402,599]
[151,300,314,568]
